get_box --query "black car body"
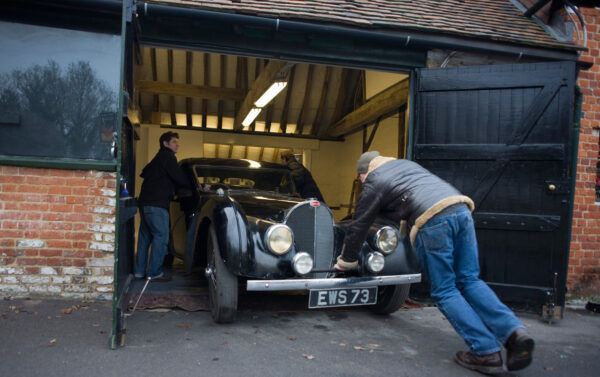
[170,158,421,323]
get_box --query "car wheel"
[206,225,238,323]
[369,284,410,315]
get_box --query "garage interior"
[129,46,410,221]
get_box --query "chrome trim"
[247,273,421,291]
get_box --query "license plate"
[308,287,377,308]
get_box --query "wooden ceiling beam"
[138,80,245,101]
[296,64,314,135]
[234,59,288,131]
[311,66,332,136]
[218,55,226,129]
[168,49,176,126]
[328,78,410,137]
[279,65,296,134]
[150,48,159,112]
[185,51,193,127]
[202,53,210,128]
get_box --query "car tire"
[206,225,238,323]
[369,284,410,315]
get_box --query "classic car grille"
[284,201,334,278]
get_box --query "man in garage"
[134,131,190,282]
[280,150,325,203]
[334,151,535,374]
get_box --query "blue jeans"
[415,204,524,355]
[134,206,170,278]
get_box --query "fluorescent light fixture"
[254,81,287,108]
[242,107,261,127]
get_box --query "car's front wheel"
[205,225,238,323]
[369,284,410,314]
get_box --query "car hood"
[230,191,305,222]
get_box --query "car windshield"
[194,165,296,195]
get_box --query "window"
[0,21,120,161]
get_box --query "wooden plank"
[218,55,226,129]
[279,65,296,134]
[150,48,159,112]
[234,59,288,131]
[414,144,565,160]
[202,53,210,128]
[311,66,332,136]
[186,51,193,127]
[319,67,347,138]
[137,80,245,100]
[296,64,314,135]
[168,49,176,126]
[328,78,409,137]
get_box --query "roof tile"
[148,0,578,50]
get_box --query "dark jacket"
[285,159,325,203]
[138,146,190,209]
[341,157,474,261]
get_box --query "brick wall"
[0,166,116,300]
[568,7,600,297]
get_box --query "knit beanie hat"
[356,151,380,174]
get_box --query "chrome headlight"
[264,224,293,255]
[292,252,313,275]
[366,252,385,273]
[376,226,398,254]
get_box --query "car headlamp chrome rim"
[376,226,398,254]
[264,224,293,255]
[366,252,385,273]
[292,252,313,275]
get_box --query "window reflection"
[0,21,120,160]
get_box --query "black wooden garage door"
[412,62,576,313]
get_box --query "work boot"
[454,350,504,375]
[505,328,535,371]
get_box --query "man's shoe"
[454,350,505,375]
[149,273,172,282]
[505,328,534,371]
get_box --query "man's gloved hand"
[333,255,358,271]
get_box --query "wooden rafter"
[168,49,176,126]
[296,65,314,135]
[234,59,288,131]
[251,58,263,132]
[185,51,193,127]
[328,78,410,137]
[258,147,265,161]
[150,48,158,112]
[320,68,347,138]
[272,147,280,162]
[137,81,245,101]
[218,55,226,129]
[311,66,332,136]
[279,65,296,134]
[202,53,210,128]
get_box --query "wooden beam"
[202,53,210,128]
[150,48,159,112]
[296,64,314,135]
[218,55,226,129]
[168,49,176,126]
[320,68,347,138]
[185,51,193,127]
[279,65,296,134]
[138,80,245,101]
[311,66,332,136]
[234,59,288,131]
[328,78,409,137]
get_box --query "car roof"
[180,157,289,171]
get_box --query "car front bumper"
[246,273,421,291]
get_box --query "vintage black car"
[169,158,421,323]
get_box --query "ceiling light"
[254,81,287,108]
[242,107,261,127]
